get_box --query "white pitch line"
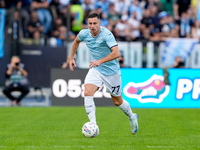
[0,145,135,148]
[147,145,200,148]
[147,146,174,148]
[5,145,200,149]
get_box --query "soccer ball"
[82,122,99,138]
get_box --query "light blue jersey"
[78,26,120,76]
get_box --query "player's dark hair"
[87,13,100,20]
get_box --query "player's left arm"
[89,45,120,68]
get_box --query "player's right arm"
[66,35,80,71]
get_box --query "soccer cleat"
[130,113,138,135]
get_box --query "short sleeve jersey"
[78,26,120,76]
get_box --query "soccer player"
[63,13,138,135]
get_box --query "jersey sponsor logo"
[123,74,170,103]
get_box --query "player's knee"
[84,90,93,97]
[113,100,121,106]
[111,95,123,106]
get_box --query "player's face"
[88,17,101,36]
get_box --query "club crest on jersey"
[96,38,102,43]
[123,74,170,103]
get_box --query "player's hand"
[89,60,101,68]
[11,62,19,69]
[69,58,76,71]
[61,62,68,69]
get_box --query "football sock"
[84,96,96,124]
[119,100,135,120]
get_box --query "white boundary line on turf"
[147,146,200,148]
[1,146,199,148]
[147,146,174,148]
[0,145,135,148]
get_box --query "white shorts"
[84,68,122,97]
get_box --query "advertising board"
[51,68,113,106]
[122,68,200,108]
[51,68,200,108]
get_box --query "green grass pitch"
[0,107,200,150]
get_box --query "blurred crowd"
[0,0,200,45]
